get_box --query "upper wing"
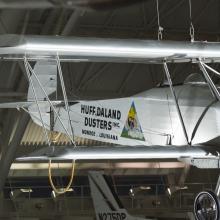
[1,34,220,63]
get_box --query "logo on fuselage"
[121,102,145,141]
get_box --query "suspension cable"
[188,0,195,42]
[156,0,163,40]
[48,160,76,194]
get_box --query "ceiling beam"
[0,0,55,9]
[0,89,25,98]
[0,112,29,191]
[62,10,83,36]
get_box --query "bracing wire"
[24,57,51,146]
[56,55,76,147]
[188,0,195,42]
[26,61,75,144]
[24,58,77,195]
[156,0,163,40]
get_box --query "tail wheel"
[194,191,220,220]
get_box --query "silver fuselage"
[29,83,220,146]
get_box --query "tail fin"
[0,62,58,129]
[88,171,152,220]
[27,61,57,128]
[27,61,57,101]
[88,171,132,220]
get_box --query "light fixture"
[129,188,134,197]
[166,185,188,198]
[51,190,56,200]
[179,186,188,190]
[140,186,151,190]
[129,186,151,198]
[20,188,33,193]
[10,189,31,200]
[10,191,14,199]
[167,187,171,196]
[51,188,74,201]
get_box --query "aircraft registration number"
[98,212,126,220]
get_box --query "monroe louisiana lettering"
[99,132,118,140]
[81,104,121,120]
[82,129,95,136]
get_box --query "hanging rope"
[49,159,76,194]
[23,58,77,195]
[48,59,77,195]
[189,0,195,42]
[156,0,163,40]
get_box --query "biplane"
[0,34,220,219]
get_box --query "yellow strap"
[48,159,75,194]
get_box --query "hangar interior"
[0,0,220,219]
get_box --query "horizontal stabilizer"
[0,101,79,109]
[0,101,63,109]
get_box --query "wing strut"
[215,175,220,197]
[198,61,220,101]
[199,62,220,199]
[163,62,189,145]
[56,55,76,146]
